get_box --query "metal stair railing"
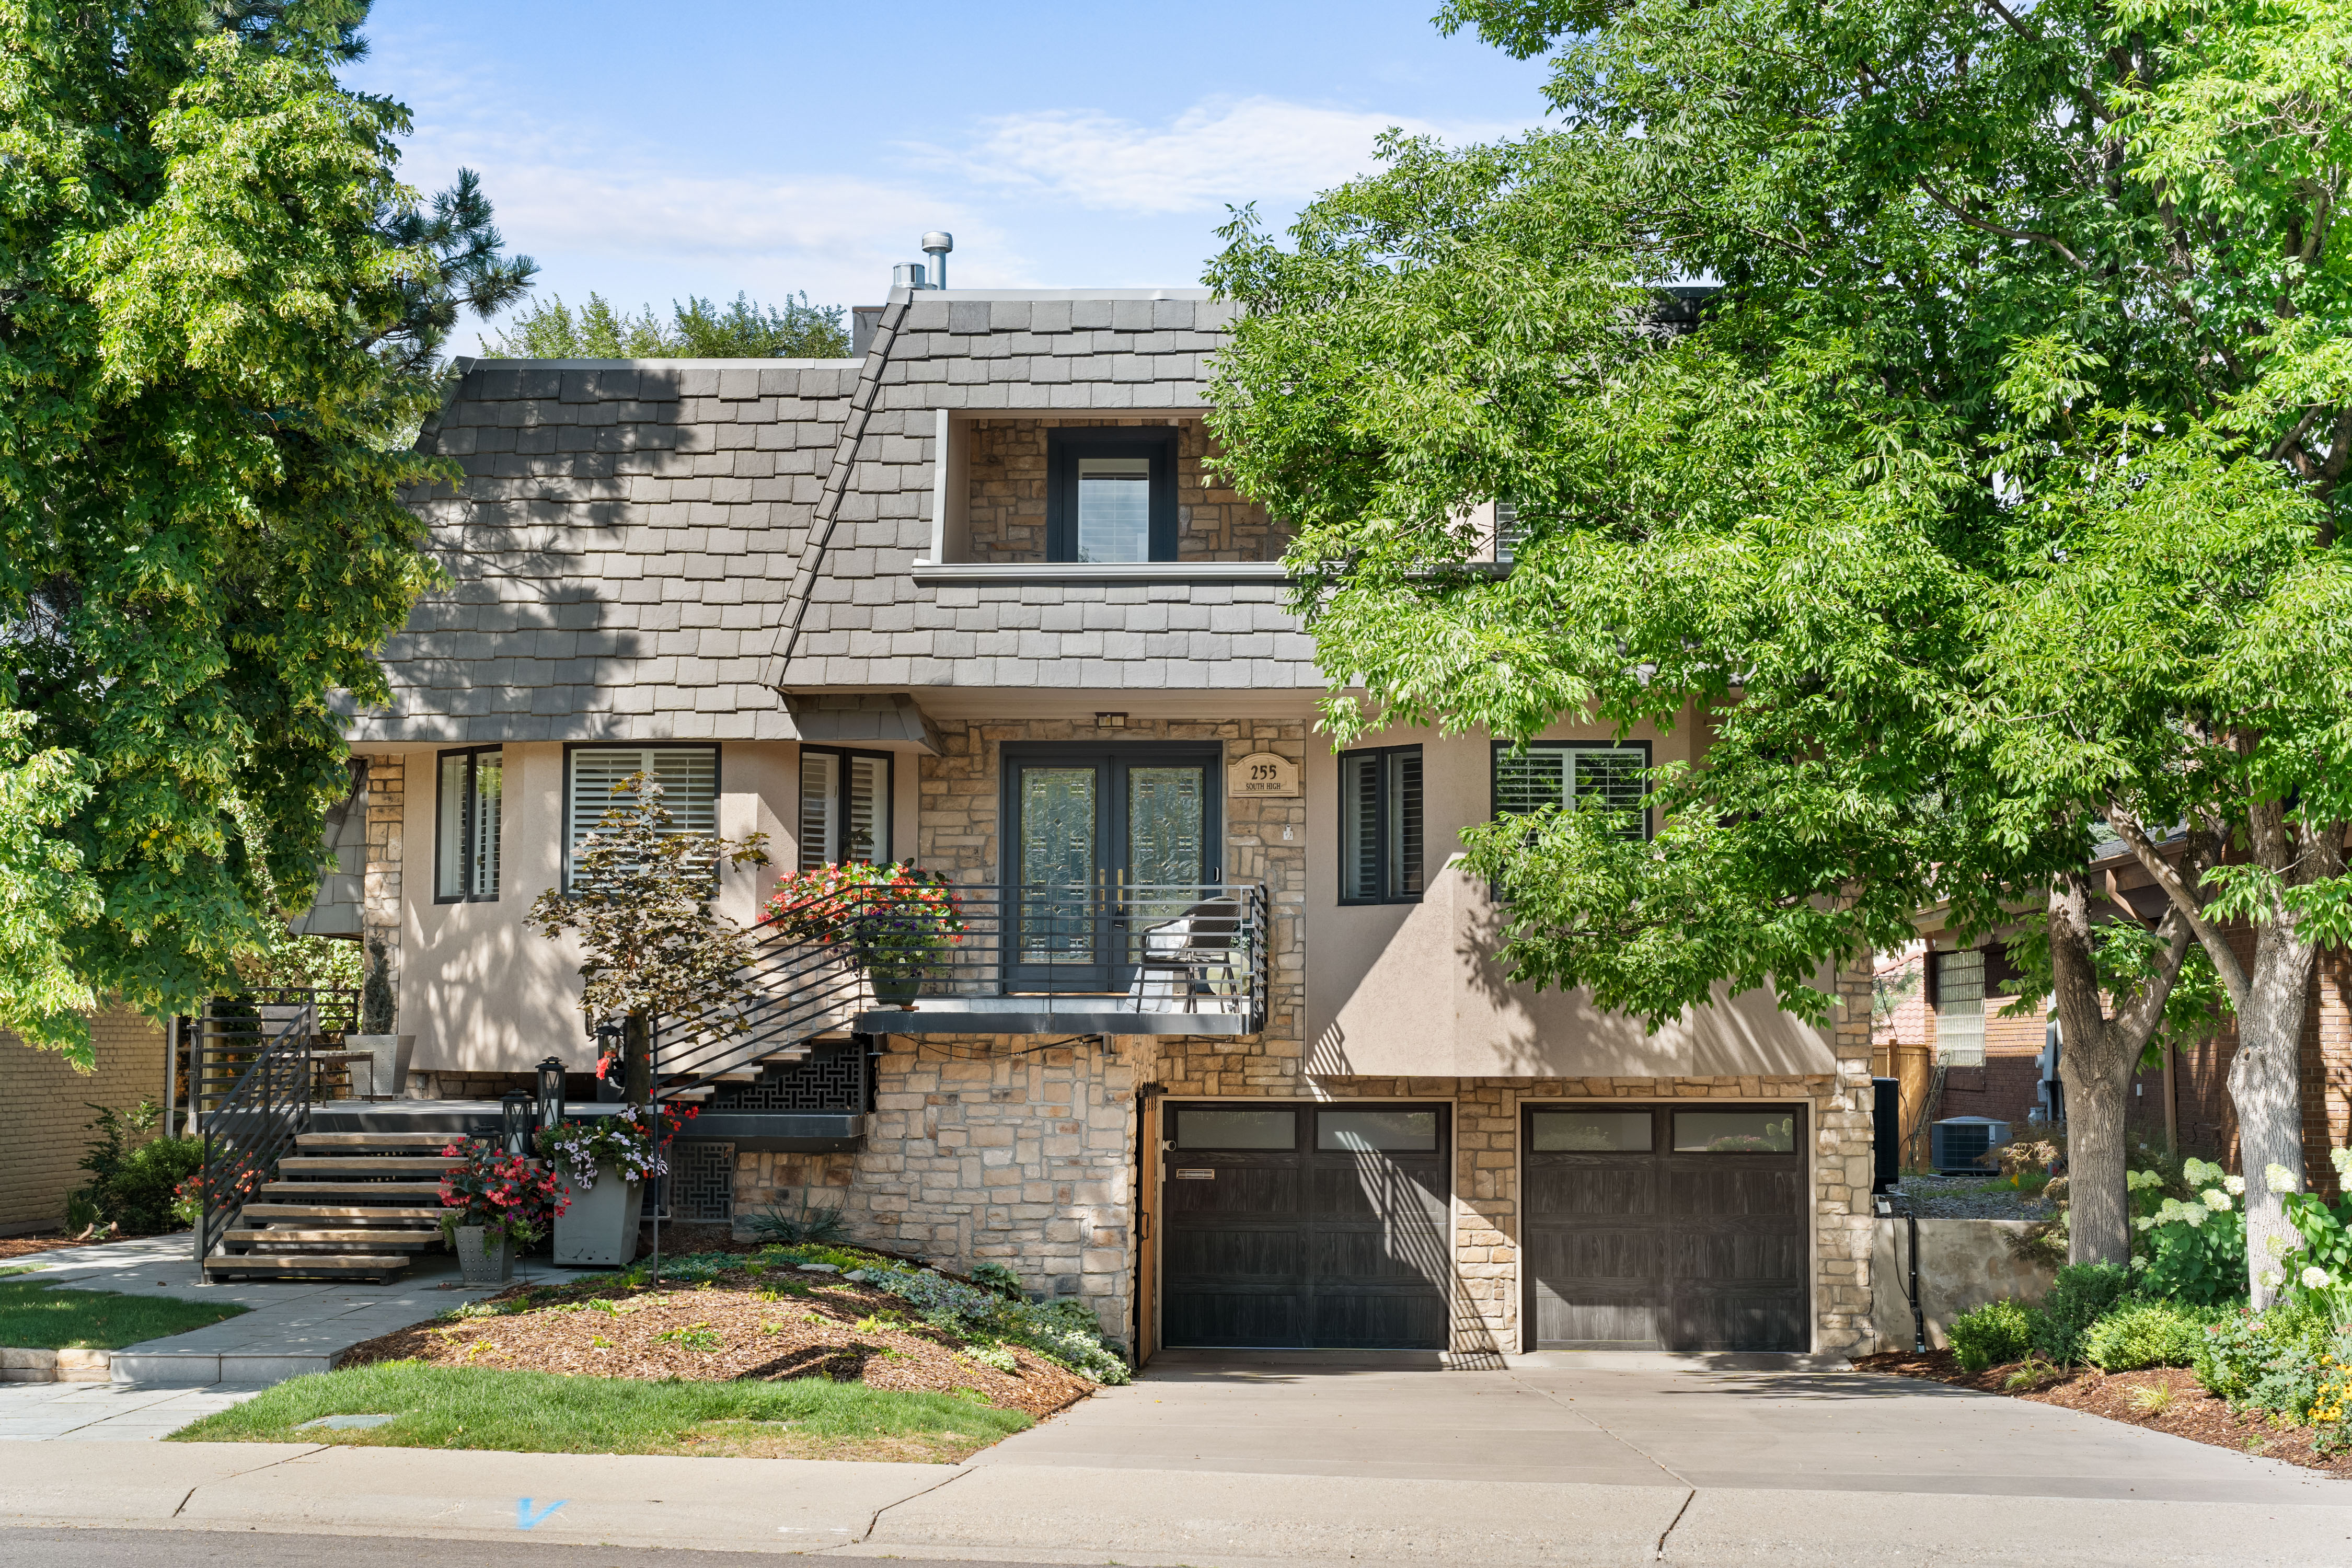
[656,880,1272,1093]
[193,996,320,1267]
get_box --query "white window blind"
[1493,745,1647,838]
[1494,497,1523,563]
[567,747,717,883]
[797,750,890,871]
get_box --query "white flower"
[2266,1163,2301,1196]
[2203,1189,2234,1213]
[2333,1148,2352,1181]
[2183,1204,2208,1228]
[2184,1157,2223,1186]
[2133,1216,2155,1233]
[2225,1175,2246,1197]
[2127,1169,2163,1192]
[2302,1266,2333,1290]
[2263,1271,2286,1289]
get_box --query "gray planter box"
[454,1225,514,1286]
[346,1034,416,1100]
[554,1164,643,1267]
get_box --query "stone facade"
[963,418,1286,563]
[359,753,405,1030]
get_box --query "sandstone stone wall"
[0,1009,169,1234]
[963,418,1287,563]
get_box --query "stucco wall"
[0,1010,169,1235]
[1302,722,1837,1081]
[1870,1218,2055,1350]
[391,737,921,1076]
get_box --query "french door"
[1002,745,1221,990]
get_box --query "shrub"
[2133,1157,2249,1306]
[969,1261,1023,1299]
[2031,1262,2131,1365]
[745,1194,851,1246]
[71,1102,204,1236]
[2193,1299,2343,1421]
[1948,1297,2034,1373]
[2083,1299,2216,1372]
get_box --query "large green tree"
[1205,0,2352,1289]
[481,290,849,360]
[0,0,533,1064]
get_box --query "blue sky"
[345,2,1553,351]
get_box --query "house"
[281,269,1889,1359]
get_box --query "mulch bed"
[0,1233,102,1261]
[1857,1349,2352,1479]
[341,1259,1097,1422]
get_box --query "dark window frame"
[796,745,896,870]
[433,745,504,904]
[1044,426,1179,563]
[1337,744,1425,905]
[560,742,723,891]
[1489,739,1654,841]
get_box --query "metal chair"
[1127,896,1243,1012]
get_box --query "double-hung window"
[1339,746,1424,904]
[797,748,892,870]
[564,745,718,887]
[435,748,503,902]
[1046,427,1177,562]
[1491,742,1650,839]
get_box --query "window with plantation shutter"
[797,747,892,871]
[1339,745,1423,904]
[1493,497,1523,564]
[1492,743,1650,840]
[564,745,719,887]
[434,748,502,901]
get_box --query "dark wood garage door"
[1523,1103,1807,1353]
[1160,1101,1449,1349]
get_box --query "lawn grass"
[0,1273,248,1350]
[170,1359,1034,1462]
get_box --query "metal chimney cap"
[920,231,954,255]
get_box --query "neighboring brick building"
[318,276,1883,1361]
[2,1010,170,1236]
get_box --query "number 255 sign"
[1228,752,1300,797]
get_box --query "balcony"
[658,881,1270,1091]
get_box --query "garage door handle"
[1139,1212,1150,1240]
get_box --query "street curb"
[0,1347,111,1383]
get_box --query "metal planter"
[453,1225,514,1286]
[553,1163,644,1267]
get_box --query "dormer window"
[1047,428,1175,562]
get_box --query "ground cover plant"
[261,1243,1117,1458]
[0,1268,245,1349]
[168,1361,1028,1463]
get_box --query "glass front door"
[1006,746,1220,989]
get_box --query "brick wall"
[963,419,1287,563]
[0,1009,169,1235]
[2173,936,2352,1194]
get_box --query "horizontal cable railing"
[658,881,1269,1090]
[194,997,316,1264]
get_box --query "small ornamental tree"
[523,774,769,1105]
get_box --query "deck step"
[223,1228,440,1248]
[278,1156,464,1175]
[294,1132,463,1151]
[237,1204,452,1223]
[201,1253,412,1279]
[257,1181,446,1200]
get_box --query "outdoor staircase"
[200,1132,457,1283]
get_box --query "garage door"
[1523,1104,1807,1352]
[1160,1101,1449,1349]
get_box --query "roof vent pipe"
[921,230,953,290]
[891,262,931,291]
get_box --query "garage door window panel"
[1531,1110,1653,1152]
[1176,1108,1296,1149]
[1673,1111,1795,1153]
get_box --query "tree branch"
[2107,807,2250,1014]
[1916,176,2089,269]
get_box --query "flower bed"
[336,1246,1109,1422]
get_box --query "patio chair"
[1126,895,1244,1013]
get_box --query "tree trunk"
[2233,919,2319,1307]
[623,1012,653,1109]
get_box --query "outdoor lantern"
[499,1090,535,1158]
[535,1056,567,1134]
[593,1019,626,1101]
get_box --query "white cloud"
[917,95,1530,216]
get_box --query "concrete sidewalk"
[4,1232,568,1388]
[2,1356,2348,1564]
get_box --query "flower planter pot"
[347,1033,415,1101]
[454,1225,514,1286]
[553,1161,644,1267]
[868,969,923,1007]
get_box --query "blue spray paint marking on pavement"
[517,1498,567,1530]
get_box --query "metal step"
[237,1204,452,1223]
[257,1181,446,1200]
[200,1253,412,1279]
[277,1156,464,1175]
